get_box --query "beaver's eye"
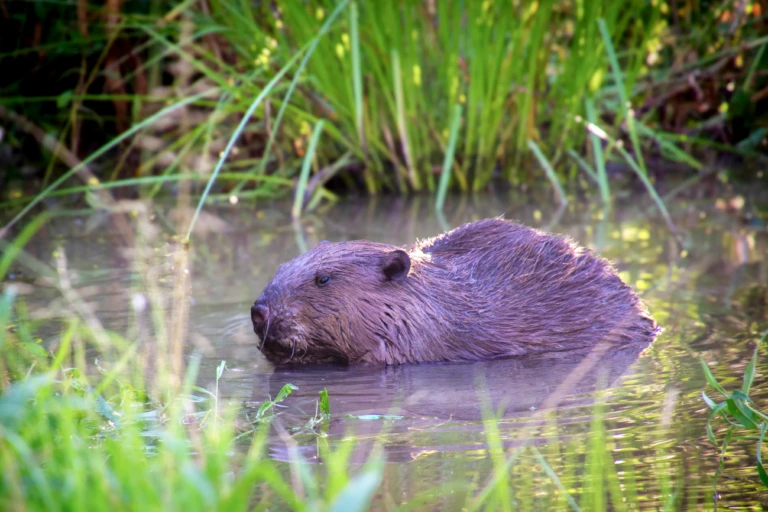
[315,274,331,287]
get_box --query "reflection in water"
[8,190,768,508]
[263,342,651,463]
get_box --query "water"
[8,190,768,508]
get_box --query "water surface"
[9,190,768,508]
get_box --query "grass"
[293,120,326,220]
[0,315,380,510]
[435,103,463,212]
[2,0,766,226]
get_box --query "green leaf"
[22,341,50,359]
[701,391,718,410]
[56,90,73,108]
[700,358,728,397]
[706,402,728,444]
[94,393,120,425]
[726,396,759,430]
[328,464,383,512]
[216,360,227,380]
[319,387,330,416]
[743,341,760,395]
[757,459,768,489]
[256,401,273,419]
[275,383,298,403]
[757,423,768,489]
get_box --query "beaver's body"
[251,219,659,364]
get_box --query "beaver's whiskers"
[259,317,272,351]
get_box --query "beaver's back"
[415,219,658,356]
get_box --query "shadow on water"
[7,188,768,507]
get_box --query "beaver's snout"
[251,301,269,339]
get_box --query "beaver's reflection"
[259,340,652,463]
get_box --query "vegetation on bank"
[1,0,767,211]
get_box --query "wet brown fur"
[251,218,660,364]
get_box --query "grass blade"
[350,1,364,150]
[634,122,703,171]
[700,358,729,397]
[614,144,676,234]
[0,213,50,281]
[744,330,768,395]
[598,18,653,210]
[743,340,761,395]
[251,0,351,181]
[292,120,325,220]
[436,104,462,212]
[532,447,581,511]
[757,423,768,488]
[584,98,609,205]
[328,461,383,512]
[527,140,568,206]
[187,1,351,240]
[0,287,16,349]
[567,149,599,184]
[184,55,305,242]
[392,49,418,191]
[597,19,629,124]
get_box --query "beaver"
[251,218,660,365]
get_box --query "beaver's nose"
[251,302,269,338]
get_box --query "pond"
[9,189,768,509]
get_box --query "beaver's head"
[251,240,412,364]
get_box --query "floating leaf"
[348,414,405,421]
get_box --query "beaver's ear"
[381,249,411,282]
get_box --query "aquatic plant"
[701,329,768,492]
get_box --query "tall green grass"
[3,0,766,220]
[206,0,661,194]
